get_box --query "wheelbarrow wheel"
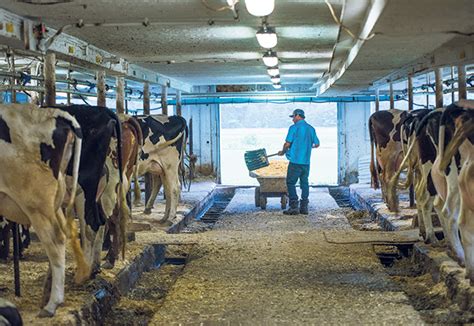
[260,196,267,210]
[255,187,261,207]
[281,195,287,209]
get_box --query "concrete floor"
[150,188,424,324]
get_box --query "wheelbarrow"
[249,172,288,210]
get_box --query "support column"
[435,67,443,108]
[458,65,467,100]
[389,81,394,110]
[176,90,182,116]
[9,51,16,103]
[161,85,168,115]
[66,68,71,105]
[375,88,380,112]
[143,82,152,203]
[116,76,125,114]
[97,70,106,107]
[44,52,56,106]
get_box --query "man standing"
[278,109,320,215]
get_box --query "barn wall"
[337,102,371,185]
[181,86,220,179]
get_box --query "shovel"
[244,148,279,171]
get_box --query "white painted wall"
[181,86,220,178]
[337,102,372,185]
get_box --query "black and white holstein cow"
[0,104,89,317]
[133,115,187,225]
[54,105,126,276]
[435,101,474,283]
[369,109,408,211]
[387,109,441,244]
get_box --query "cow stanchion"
[12,223,20,297]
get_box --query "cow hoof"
[158,220,173,227]
[102,261,114,270]
[143,208,152,215]
[38,308,54,318]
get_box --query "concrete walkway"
[150,188,423,324]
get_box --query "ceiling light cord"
[325,0,375,42]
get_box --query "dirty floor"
[149,188,423,324]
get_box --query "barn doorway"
[219,102,338,186]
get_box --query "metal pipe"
[435,67,443,108]
[66,67,71,105]
[9,51,16,103]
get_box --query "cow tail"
[439,109,474,171]
[179,126,188,190]
[67,126,91,283]
[368,117,379,189]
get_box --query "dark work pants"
[286,163,310,202]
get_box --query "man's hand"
[278,151,284,156]
[313,144,320,148]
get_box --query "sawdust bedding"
[253,160,288,177]
[0,239,147,325]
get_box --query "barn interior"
[0,0,473,324]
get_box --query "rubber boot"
[300,199,309,215]
[283,200,299,215]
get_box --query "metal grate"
[328,186,352,208]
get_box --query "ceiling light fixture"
[267,66,279,77]
[245,0,275,17]
[262,50,278,67]
[273,83,282,89]
[256,24,277,49]
[271,75,281,83]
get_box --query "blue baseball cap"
[289,109,305,118]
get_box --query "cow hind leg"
[144,174,162,215]
[459,204,474,284]
[161,167,181,223]
[31,216,66,317]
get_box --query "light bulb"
[256,25,277,49]
[267,67,279,76]
[273,83,282,89]
[245,0,275,17]
[271,75,281,83]
[262,51,278,67]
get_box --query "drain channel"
[328,186,352,208]
[196,191,234,225]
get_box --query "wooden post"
[161,85,168,115]
[176,90,182,116]
[426,74,430,108]
[66,68,71,105]
[435,67,443,108]
[44,52,56,106]
[408,75,414,111]
[97,70,106,107]
[9,51,16,103]
[30,66,39,105]
[143,82,152,203]
[116,76,125,114]
[389,81,394,110]
[450,66,455,104]
[375,88,380,112]
[458,65,467,100]
[407,75,415,207]
[143,82,150,114]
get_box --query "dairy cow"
[0,104,89,317]
[369,109,408,211]
[54,105,124,275]
[133,115,187,225]
[102,114,142,269]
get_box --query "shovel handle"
[266,153,279,158]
